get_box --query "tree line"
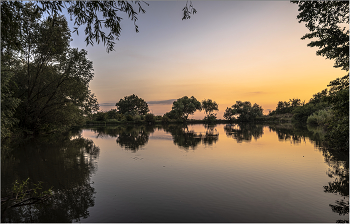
[1,1,348,150]
[268,74,348,152]
[89,94,266,124]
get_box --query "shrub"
[116,114,124,121]
[95,112,108,121]
[126,114,134,121]
[292,102,327,123]
[107,109,119,119]
[120,116,127,122]
[134,115,142,123]
[306,114,318,126]
[162,115,170,123]
[307,109,333,126]
[145,113,156,123]
[204,114,217,123]
[325,115,349,152]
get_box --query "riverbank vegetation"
[1,3,99,138]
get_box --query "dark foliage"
[115,94,149,116]
[292,1,349,71]
[224,101,263,122]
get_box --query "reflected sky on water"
[2,124,348,222]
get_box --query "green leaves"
[202,99,219,121]
[171,96,201,121]
[2,7,99,134]
[202,99,218,115]
[63,1,148,52]
[1,63,21,140]
[224,101,263,122]
[2,1,149,53]
[292,1,349,71]
[115,94,150,116]
[182,0,197,20]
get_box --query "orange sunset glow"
[67,1,347,118]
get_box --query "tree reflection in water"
[224,123,263,143]
[321,145,349,223]
[90,125,156,152]
[1,129,100,222]
[92,124,219,151]
[116,126,155,152]
[3,124,347,222]
[202,124,219,146]
[272,124,349,223]
[163,124,219,150]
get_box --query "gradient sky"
[67,1,346,119]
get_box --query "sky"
[67,1,347,119]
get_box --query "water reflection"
[321,145,349,223]
[1,130,100,222]
[3,124,347,222]
[163,124,219,150]
[90,125,156,152]
[90,124,219,151]
[202,124,219,146]
[116,126,155,152]
[271,124,349,222]
[224,123,263,143]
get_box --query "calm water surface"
[2,124,348,222]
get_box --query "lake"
[1,123,348,222]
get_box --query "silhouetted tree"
[292,1,349,71]
[224,101,263,122]
[202,99,218,122]
[2,6,99,134]
[1,1,196,53]
[115,94,149,116]
[171,96,202,122]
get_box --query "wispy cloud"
[248,91,264,94]
[147,99,176,105]
[99,102,116,107]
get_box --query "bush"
[306,114,318,126]
[106,109,119,119]
[162,115,170,123]
[145,113,156,123]
[134,115,142,123]
[292,102,327,124]
[164,110,179,120]
[307,109,333,126]
[203,114,217,123]
[325,115,349,152]
[95,112,108,121]
[116,114,124,121]
[125,114,134,121]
